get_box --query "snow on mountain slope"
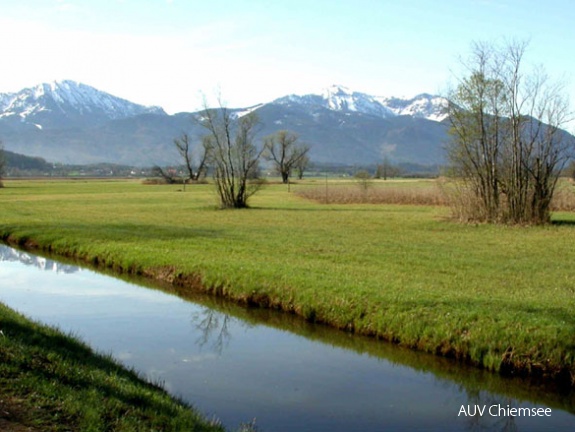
[273,85,448,122]
[376,93,448,122]
[233,103,265,118]
[0,80,165,129]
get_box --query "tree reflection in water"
[464,390,519,432]
[191,308,232,355]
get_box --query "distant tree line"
[1,150,156,178]
[4,150,51,172]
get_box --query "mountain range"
[0,80,450,166]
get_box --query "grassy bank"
[1,179,575,387]
[0,301,225,432]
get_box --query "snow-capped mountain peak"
[322,84,350,96]
[0,80,165,130]
[322,84,362,111]
[322,84,354,101]
[273,86,448,122]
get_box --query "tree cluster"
[160,98,311,208]
[447,40,574,224]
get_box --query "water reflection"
[193,308,234,354]
[461,393,519,432]
[0,244,78,273]
[1,244,574,431]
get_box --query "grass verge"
[0,301,225,432]
[1,178,575,389]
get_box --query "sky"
[0,0,574,114]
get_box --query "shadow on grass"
[551,219,575,226]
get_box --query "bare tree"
[511,67,572,223]
[447,40,574,224]
[263,130,310,183]
[174,133,211,182]
[199,99,263,208]
[152,128,213,186]
[375,156,401,180]
[354,169,372,201]
[447,43,505,222]
[294,154,310,180]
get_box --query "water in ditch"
[1,245,573,431]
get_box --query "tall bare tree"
[447,40,573,224]
[199,100,263,208]
[447,43,506,222]
[263,130,310,184]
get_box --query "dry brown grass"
[295,178,575,214]
[295,181,447,206]
[141,178,209,185]
[550,181,575,211]
[438,181,489,222]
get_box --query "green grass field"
[1,178,575,386]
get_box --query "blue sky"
[0,0,573,114]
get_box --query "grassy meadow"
[1,178,575,387]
